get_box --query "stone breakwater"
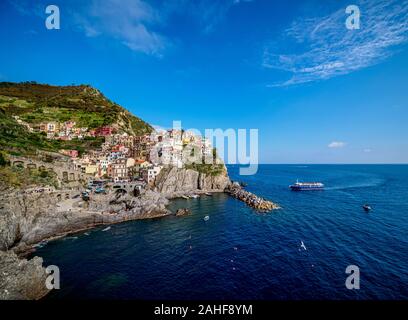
[226,183,280,212]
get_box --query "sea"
[32,165,408,300]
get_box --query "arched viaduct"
[9,156,84,182]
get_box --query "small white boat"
[191,194,199,199]
[102,226,111,232]
[205,193,212,196]
[203,215,210,221]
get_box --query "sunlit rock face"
[153,166,231,198]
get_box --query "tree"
[0,153,7,166]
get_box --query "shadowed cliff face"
[153,167,231,198]
[0,188,170,299]
[0,190,170,253]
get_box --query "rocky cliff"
[0,164,230,299]
[0,188,170,299]
[153,166,231,198]
[0,250,49,300]
[0,189,169,253]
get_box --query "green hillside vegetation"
[185,149,225,176]
[0,82,153,134]
[0,81,153,157]
[0,165,59,190]
[185,163,225,176]
[0,108,104,157]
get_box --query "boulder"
[175,208,191,217]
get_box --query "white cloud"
[328,141,347,148]
[74,0,167,57]
[189,0,247,33]
[9,0,246,56]
[363,148,372,153]
[264,0,408,87]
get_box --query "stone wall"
[9,156,84,184]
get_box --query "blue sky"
[0,0,407,163]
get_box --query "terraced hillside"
[0,82,153,157]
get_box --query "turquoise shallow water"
[33,165,408,299]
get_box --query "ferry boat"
[289,180,324,191]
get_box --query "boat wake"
[325,179,385,191]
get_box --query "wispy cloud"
[233,0,254,4]
[73,0,168,57]
[328,141,347,148]
[8,0,44,17]
[9,0,247,56]
[170,0,252,34]
[8,0,168,56]
[264,0,408,87]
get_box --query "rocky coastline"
[0,189,170,254]
[0,166,279,300]
[0,187,171,300]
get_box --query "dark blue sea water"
[33,165,408,300]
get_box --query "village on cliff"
[12,116,215,190]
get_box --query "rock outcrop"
[0,187,171,299]
[153,166,231,198]
[0,189,170,254]
[175,208,191,217]
[0,250,49,300]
